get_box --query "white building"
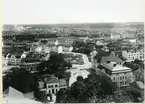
[110,34,121,39]
[4,54,21,65]
[38,75,67,95]
[100,62,134,90]
[58,46,63,53]
[122,50,144,62]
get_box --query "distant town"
[2,22,144,103]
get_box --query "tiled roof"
[58,79,67,87]
[45,75,59,84]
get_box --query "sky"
[2,0,144,24]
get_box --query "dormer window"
[113,64,117,67]
[107,61,110,63]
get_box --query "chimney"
[113,64,117,67]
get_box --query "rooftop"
[58,79,67,87]
[101,54,122,63]
[3,87,42,104]
[100,62,131,72]
[94,50,111,62]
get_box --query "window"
[52,89,54,94]
[125,81,127,84]
[120,76,122,80]
[48,85,51,88]
[48,85,53,88]
[125,76,127,79]
[113,77,115,81]
[55,85,58,87]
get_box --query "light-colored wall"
[111,71,134,89]
[122,50,144,62]
[46,83,59,94]
[4,56,21,65]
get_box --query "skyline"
[2,0,144,24]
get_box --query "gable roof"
[94,50,111,63]
[58,79,67,87]
[46,75,59,84]
[135,81,144,90]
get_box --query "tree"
[77,76,84,82]
[56,70,116,103]
[3,68,38,93]
[40,39,47,44]
[70,81,86,99]
[72,41,95,55]
[37,52,72,75]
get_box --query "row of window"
[117,81,127,86]
[47,88,66,94]
[128,56,143,59]
[47,84,59,88]
[113,76,127,81]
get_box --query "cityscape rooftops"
[100,62,131,72]
[94,50,111,62]
[101,54,123,64]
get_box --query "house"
[99,61,134,90]
[100,54,123,65]
[38,75,67,95]
[110,33,121,40]
[20,62,40,71]
[3,86,42,104]
[20,52,43,71]
[133,67,144,82]
[130,81,144,100]
[4,53,22,65]
[93,50,111,68]
[122,49,144,62]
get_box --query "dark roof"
[45,75,59,84]
[94,50,111,63]
[21,52,41,62]
[101,55,123,63]
[58,79,67,87]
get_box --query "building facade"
[133,67,144,82]
[38,75,67,95]
[122,50,144,62]
[20,62,40,71]
[99,62,134,90]
[4,54,21,65]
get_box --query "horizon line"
[2,21,144,25]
